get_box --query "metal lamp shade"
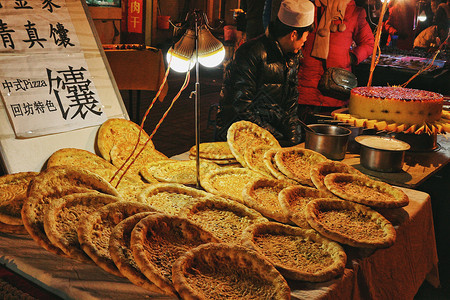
[167,29,196,72]
[197,25,225,68]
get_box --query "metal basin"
[305,124,351,160]
[355,135,411,172]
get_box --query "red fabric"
[298,1,374,107]
[383,0,416,50]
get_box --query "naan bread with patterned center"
[77,201,155,277]
[109,212,163,293]
[172,243,291,299]
[324,173,409,208]
[189,141,235,160]
[97,118,153,162]
[21,166,120,255]
[305,198,396,248]
[241,222,347,282]
[110,141,168,180]
[200,167,264,203]
[244,146,276,178]
[275,148,327,186]
[43,192,120,263]
[310,160,367,195]
[0,172,38,225]
[46,148,152,201]
[227,121,280,167]
[140,160,219,185]
[131,213,219,296]
[137,183,211,216]
[242,178,293,223]
[263,149,298,184]
[180,197,267,244]
[278,185,336,228]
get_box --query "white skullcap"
[277,0,315,28]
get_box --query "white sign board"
[0,0,128,173]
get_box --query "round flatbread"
[189,141,235,160]
[0,172,38,225]
[131,213,219,296]
[275,148,328,186]
[137,183,211,216]
[172,243,291,299]
[263,149,298,184]
[140,160,219,185]
[241,222,347,282]
[46,148,149,197]
[77,201,155,277]
[21,166,120,256]
[310,161,367,195]
[97,118,153,162]
[43,192,120,263]
[180,197,267,244]
[324,173,409,208]
[278,185,336,228]
[244,146,276,178]
[188,154,238,165]
[110,141,168,179]
[200,167,264,203]
[227,121,280,167]
[109,212,163,293]
[242,178,293,223]
[305,198,396,248]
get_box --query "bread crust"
[241,222,347,282]
[324,173,409,208]
[130,213,219,296]
[97,118,153,162]
[200,167,264,203]
[275,148,327,186]
[242,178,293,223]
[180,196,267,244]
[227,121,280,167]
[278,185,336,228]
[21,166,119,255]
[0,172,38,225]
[77,201,155,277]
[305,198,396,248]
[172,243,291,300]
[43,192,120,263]
[109,212,163,293]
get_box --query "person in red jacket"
[383,0,416,49]
[297,0,374,124]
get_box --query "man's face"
[291,31,309,53]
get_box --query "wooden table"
[341,134,450,188]
[104,46,169,121]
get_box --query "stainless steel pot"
[305,124,351,160]
[355,136,411,172]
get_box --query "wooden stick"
[367,0,389,87]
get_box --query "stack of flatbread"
[0,118,416,298]
[189,141,240,167]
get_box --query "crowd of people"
[215,0,449,146]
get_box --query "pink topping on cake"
[352,86,443,101]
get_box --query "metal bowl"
[305,124,352,160]
[355,135,411,173]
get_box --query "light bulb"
[198,46,225,68]
[418,11,427,22]
[167,47,196,73]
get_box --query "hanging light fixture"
[417,11,427,22]
[166,10,224,188]
[166,29,197,73]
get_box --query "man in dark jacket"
[215,0,315,146]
